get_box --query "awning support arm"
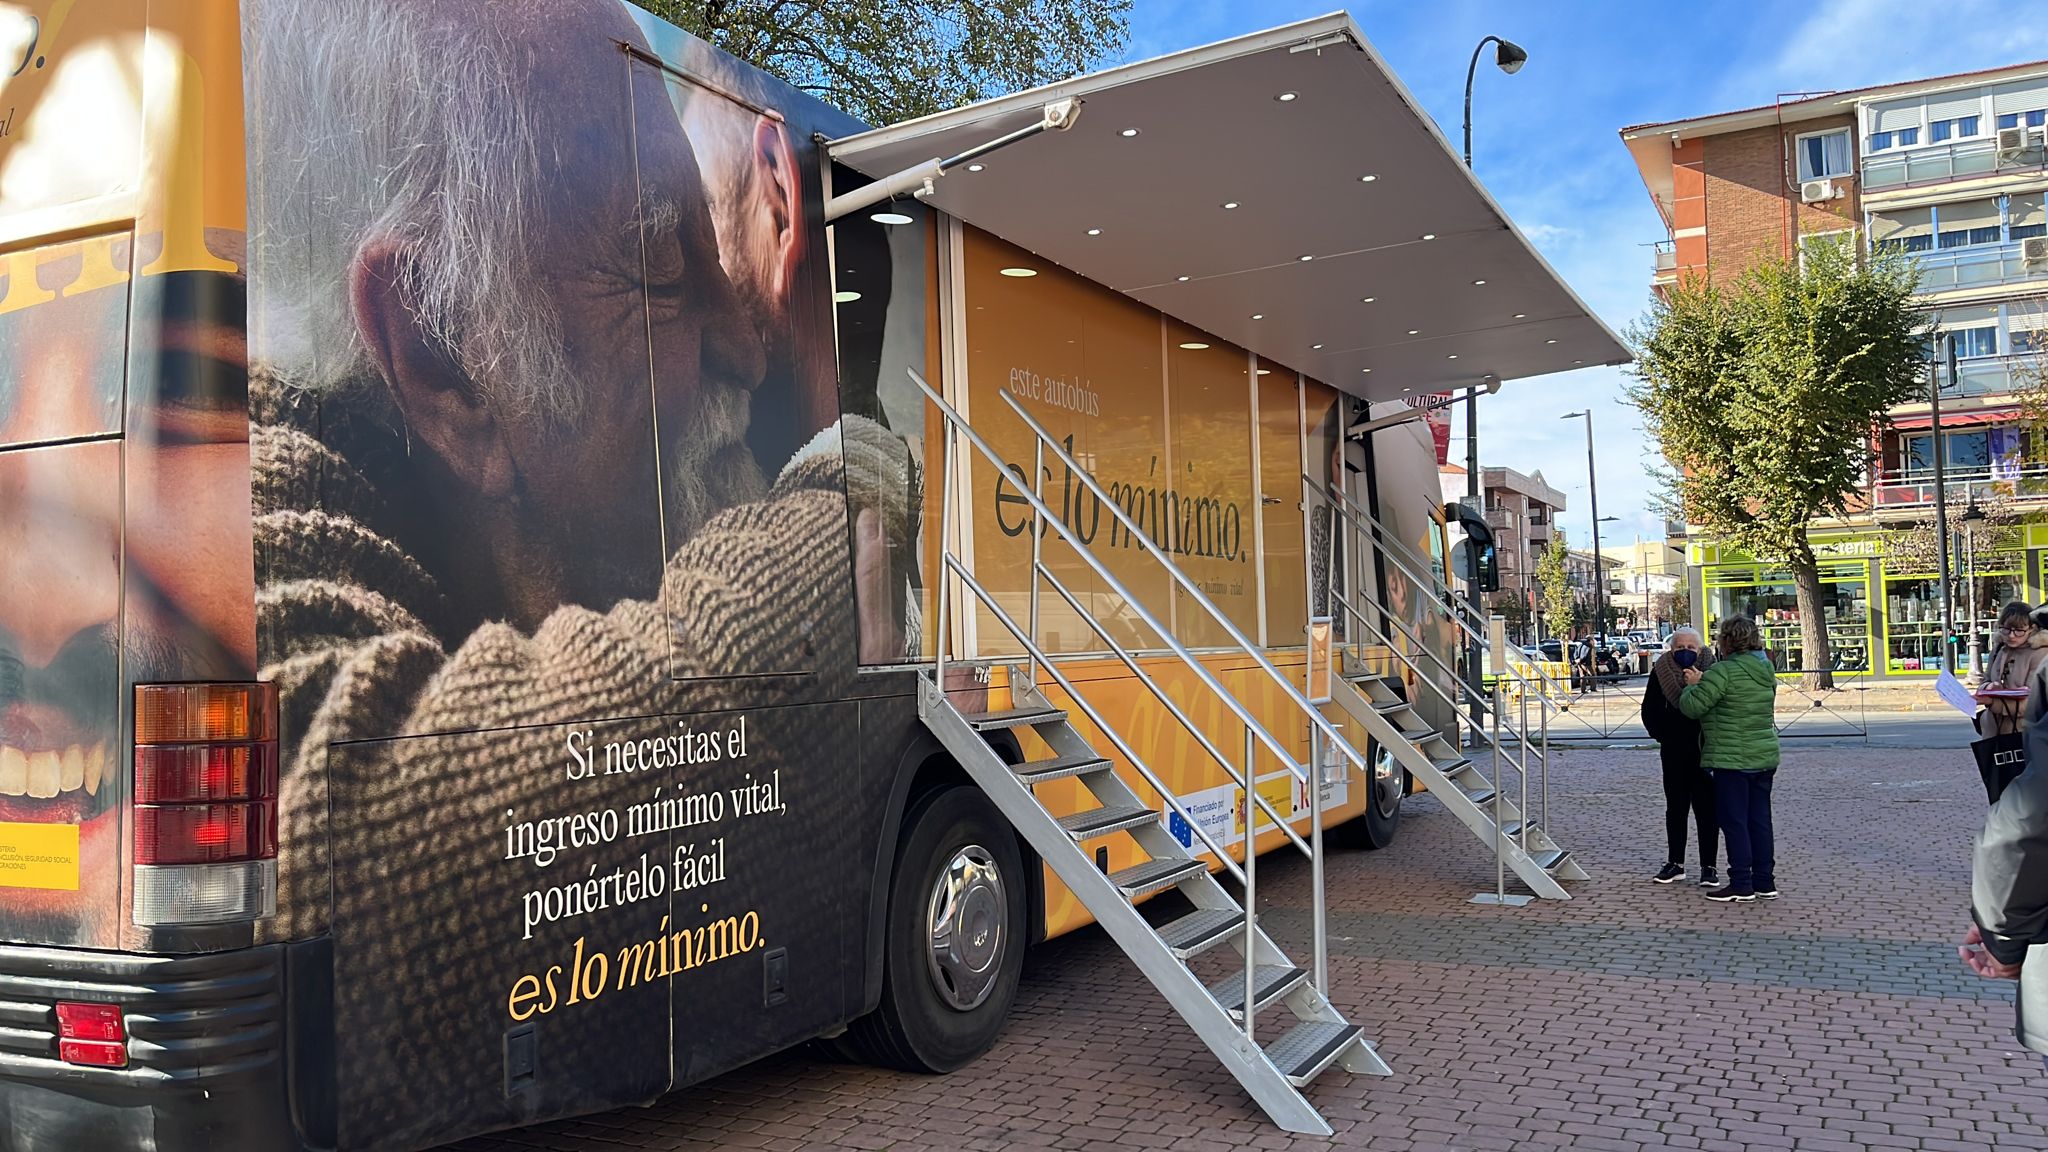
[824,97,1083,223]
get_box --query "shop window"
[1705,565,1870,676]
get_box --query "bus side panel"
[320,700,862,1152]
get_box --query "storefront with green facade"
[1687,526,2048,679]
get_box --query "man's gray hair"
[245,0,571,420]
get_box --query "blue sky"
[1118,0,2048,553]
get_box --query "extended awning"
[826,14,1629,401]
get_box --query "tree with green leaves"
[642,0,1133,125]
[1628,238,1925,688]
[1535,535,1574,643]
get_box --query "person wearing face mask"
[1977,602,2048,738]
[1641,626,1719,888]
[1680,616,1782,902]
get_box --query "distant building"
[1440,464,1567,635]
[1621,58,2048,678]
[1602,540,1687,631]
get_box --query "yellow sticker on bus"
[0,823,79,891]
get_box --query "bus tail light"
[55,1001,127,1068]
[132,684,279,927]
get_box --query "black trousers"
[1662,749,1718,870]
[1712,768,1776,891]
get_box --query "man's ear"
[751,116,803,299]
[349,235,516,500]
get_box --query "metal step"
[1110,857,1208,899]
[961,705,1066,731]
[1433,757,1473,780]
[1266,1020,1368,1088]
[1208,965,1309,1022]
[1157,907,1246,960]
[1463,786,1496,807]
[1013,753,1111,784]
[1058,804,1157,841]
[1534,848,1570,872]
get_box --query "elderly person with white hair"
[1641,626,1720,887]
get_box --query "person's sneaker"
[1705,884,1755,902]
[1755,886,1780,900]
[1653,863,1686,884]
[1698,867,1720,888]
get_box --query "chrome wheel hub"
[1372,742,1402,818]
[926,843,1006,1011]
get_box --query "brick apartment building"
[1441,463,1566,641]
[1623,59,2048,679]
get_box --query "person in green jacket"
[1678,615,1780,903]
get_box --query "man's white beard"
[664,382,766,546]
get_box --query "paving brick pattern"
[445,746,2048,1151]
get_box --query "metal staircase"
[912,368,1389,1135]
[1307,476,1588,901]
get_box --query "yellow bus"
[0,2,1620,1147]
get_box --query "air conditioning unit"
[1799,179,1844,204]
[2024,236,2048,268]
[1998,125,2029,156]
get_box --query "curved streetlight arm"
[1463,36,1503,168]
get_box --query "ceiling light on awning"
[1251,313,1264,320]
[965,163,985,172]
[1276,92,1298,102]
[1447,354,1458,359]
[1180,342,1209,350]
[1407,329,1419,335]
[1177,275,1191,282]
[1299,255,1314,262]
[1472,279,1486,286]
[1360,174,1378,182]
[1361,367,1372,373]
[1546,338,1558,344]
[1222,201,1240,209]
[1514,313,1527,319]
[1087,228,1102,235]
[1361,297,1375,303]
[1255,368,1271,375]
[1121,128,1140,137]
[870,212,913,225]
[1000,267,1038,277]
[834,291,862,302]
[1421,233,1436,241]
[1312,343,1324,349]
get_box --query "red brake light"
[133,801,276,866]
[55,1001,124,1043]
[133,744,276,803]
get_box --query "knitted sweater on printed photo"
[247,371,890,1147]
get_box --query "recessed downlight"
[1513,313,1527,319]
[1312,343,1324,349]
[1473,279,1487,286]
[1222,201,1240,210]
[1447,354,1459,360]
[1121,127,1140,137]
[1421,233,1437,241]
[1276,92,1299,102]
[1361,367,1373,373]
[1086,228,1101,236]
[1407,329,1419,335]
[1361,296,1376,303]
[870,211,913,225]
[1299,255,1314,262]
[1255,368,1271,375]
[1251,314,1264,320]
[1179,342,1210,350]
[833,290,861,302]
[1360,174,1379,182]
[966,163,985,172]
[1177,275,1191,282]
[1546,338,1558,344]
[1000,267,1038,278]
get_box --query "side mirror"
[1446,504,1500,594]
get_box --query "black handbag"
[1974,730,2028,804]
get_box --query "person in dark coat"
[1963,656,2048,1070]
[1642,626,1719,887]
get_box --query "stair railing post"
[1472,619,1533,906]
[935,420,956,693]
[1492,683,1505,897]
[1540,670,1551,833]
[1309,722,1328,996]
[1518,667,1531,855]
[1242,725,1258,1045]
[1029,436,1045,693]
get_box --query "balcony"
[1484,508,1516,532]
[1652,240,1676,287]
[1861,136,2048,192]
[1871,465,2048,509]
[1929,353,2034,398]
[1907,240,2048,294]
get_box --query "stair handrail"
[938,553,1255,881]
[913,368,1362,783]
[1310,476,1563,715]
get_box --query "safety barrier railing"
[918,367,1349,1021]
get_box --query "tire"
[840,785,1025,1073]
[1331,725,1408,850]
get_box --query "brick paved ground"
[446,744,2048,1151]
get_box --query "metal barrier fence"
[1537,665,1870,744]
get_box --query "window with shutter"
[1935,199,2001,249]
[1926,89,1985,123]
[1872,207,1934,253]
[2012,193,2046,241]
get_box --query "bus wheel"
[1334,735,1405,850]
[843,785,1024,1073]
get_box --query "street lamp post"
[1562,410,1607,666]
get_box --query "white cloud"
[1723,0,2048,103]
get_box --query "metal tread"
[1534,847,1570,872]
[1207,964,1308,1020]
[1463,786,1496,807]
[1430,757,1474,779]
[1012,753,1111,784]
[1266,1019,1367,1088]
[961,705,1067,731]
[1110,856,1207,898]
[1058,804,1157,841]
[1157,907,1246,959]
